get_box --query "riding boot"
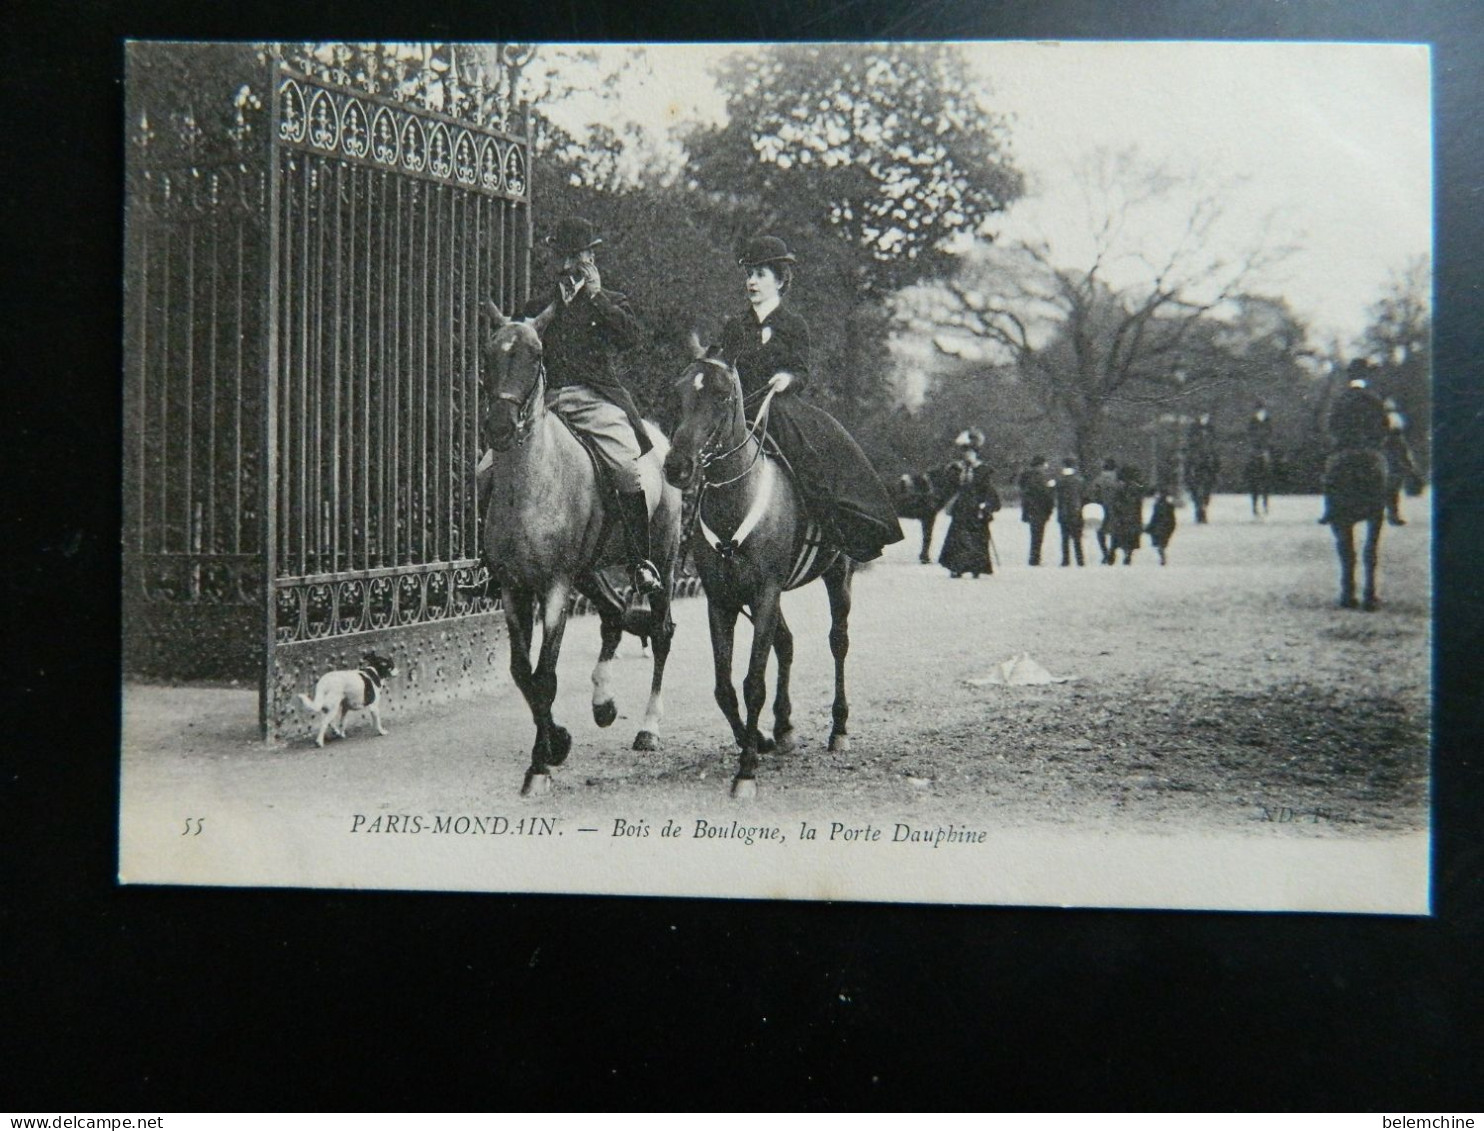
[616,490,663,596]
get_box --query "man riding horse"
[521,217,663,596]
[1318,360,1389,526]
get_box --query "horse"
[894,467,955,563]
[479,301,683,796]
[663,350,855,799]
[1244,447,1274,517]
[1186,445,1219,524]
[1323,449,1387,611]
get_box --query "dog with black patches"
[298,652,398,747]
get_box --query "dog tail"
[298,692,323,714]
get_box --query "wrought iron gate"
[124,53,532,740]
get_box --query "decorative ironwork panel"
[267,614,508,743]
[124,50,535,731]
[274,70,531,203]
[123,146,271,682]
[261,62,531,741]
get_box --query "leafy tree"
[679,43,1023,431]
[901,148,1296,472]
[686,43,1023,296]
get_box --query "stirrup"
[630,560,663,596]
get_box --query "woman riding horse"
[715,236,903,563]
[664,234,900,796]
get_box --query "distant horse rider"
[1318,359,1389,526]
[1017,455,1055,566]
[520,216,662,594]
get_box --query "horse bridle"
[489,351,546,448]
[684,358,776,489]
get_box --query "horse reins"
[491,358,546,447]
[679,362,783,570]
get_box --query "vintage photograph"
[119,41,1432,910]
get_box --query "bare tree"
[902,148,1296,469]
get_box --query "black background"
[4,1,1481,1111]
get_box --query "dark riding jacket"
[525,286,653,456]
[1247,414,1274,450]
[1018,468,1055,523]
[1327,386,1388,452]
[716,301,902,554]
[1054,473,1086,526]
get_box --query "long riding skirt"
[767,397,904,557]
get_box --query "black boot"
[617,490,663,596]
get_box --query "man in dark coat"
[1109,464,1148,565]
[1318,359,1389,525]
[1247,400,1275,451]
[717,235,903,561]
[1054,459,1087,566]
[1017,455,1055,566]
[1091,457,1120,564]
[522,217,661,593]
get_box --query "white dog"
[298,652,398,748]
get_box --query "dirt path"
[123,492,1430,845]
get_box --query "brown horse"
[663,352,854,799]
[480,302,683,795]
[1324,449,1387,610]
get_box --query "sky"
[544,41,1431,348]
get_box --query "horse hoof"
[548,726,572,766]
[1363,597,1380,612]
[756,735,777,754]
[633,730,659,752]
[1339,596,1359,609]
[731,776,757,800]
[521,770,552,797]
[593,700,618,728]
[775,728,797,755]
[829,733,851,753]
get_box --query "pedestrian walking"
[1017,455,1055,566]
[1055,458,1087,566]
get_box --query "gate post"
[259,51,284,740]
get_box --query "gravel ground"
[122,491,1430,844]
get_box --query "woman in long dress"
[716,236,904,562]
[938,429,1001,578]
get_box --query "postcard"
[119,40,1431,911]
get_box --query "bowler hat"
[738,235,798,268]
[546,217,603,257]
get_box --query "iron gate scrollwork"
[124,51,533,741]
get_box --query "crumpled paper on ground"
[964,652,1075,687]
